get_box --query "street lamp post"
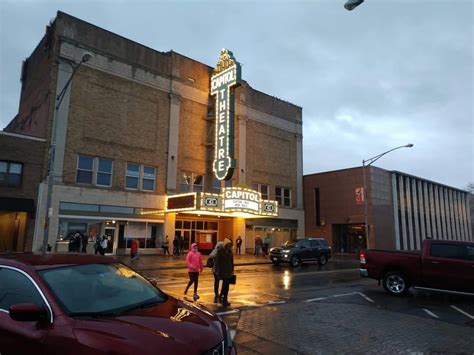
[344,0,365,11]
[362,143,413,249]
[42,53,92,255]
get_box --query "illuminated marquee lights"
[166,189,278,217]
[211,49,241,181]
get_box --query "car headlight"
[282,250,290,253]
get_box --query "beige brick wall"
[177,98,212,181]
[245,119,297,206]
[62,66,170,194]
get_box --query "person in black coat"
[213,238,234,307]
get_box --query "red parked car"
[0,253,236,355]
[359,239,474,296]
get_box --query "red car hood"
[73,297,224,355]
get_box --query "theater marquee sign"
[167,187,278,217]
[211,49,241,181]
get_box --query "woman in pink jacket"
[184,243,203,301]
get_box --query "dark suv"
[269,238,332,267]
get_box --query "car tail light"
[360,251,366,264]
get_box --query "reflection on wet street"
[144,260,360,309]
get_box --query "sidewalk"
[114,253,358,271]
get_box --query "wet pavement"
[141,262,474,354]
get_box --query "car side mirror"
[9,303,48,322]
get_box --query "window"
[314,188,321,226]
[142,166,156,191]
[126,163,156,192]
[296,240,310,248]
[252,183,269,200]
[76,155,113,187]
[179,172,204,193]
[276,187,291,207]
[126,164,140,189]
[0,268,46,311]
[430,244,469,260]
[212,177,221,193]
[310,240,321,247]
[97,159,113,186]
[0,161,23,187]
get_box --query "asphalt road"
[143,262,474,354]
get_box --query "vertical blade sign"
[211,49,241,180]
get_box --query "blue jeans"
[255,246,261,256]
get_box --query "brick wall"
[62,66,170,194]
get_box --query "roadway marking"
[267,300,286,305]
[305,297,327,302]
[305,292,375,303]
[422,308,439,319]
[216,309,240,315]
[355,292,375,303]
[450,305,474,320]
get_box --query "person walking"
[162,235,170,256]
[184,243,203,301]
[81,233,89,253]
[254,235,262,256]
[173,235,179,256]
[262,235,271,257]
[94,234,101,255]
[131,239,139,260]
[235,236,242,255]
[99,235,108,256]
[208,241,224,303]
[214,238,234,307]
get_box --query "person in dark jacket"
[81,233,89,253]
[213,238,234,307]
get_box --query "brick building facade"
[0,132,46,252]
[304,166,472,253]
[4,12,304,254]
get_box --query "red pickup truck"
[359,239,474,296]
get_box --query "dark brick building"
[304,166,472,253]
[0,132,45,251]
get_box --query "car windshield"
[39,263,166,316]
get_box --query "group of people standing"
[184,237,235,307]
[68,232,108,255]
[254,235,272,257]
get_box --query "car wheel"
[318,254,328,265]
[290,255,300,267]
[382,271,410,296]
[272,260,280,266]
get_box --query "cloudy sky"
[1,0,472,189]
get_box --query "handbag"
[206,257,214,268]
[229,274,237,285]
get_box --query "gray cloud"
[1,0,472,188]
